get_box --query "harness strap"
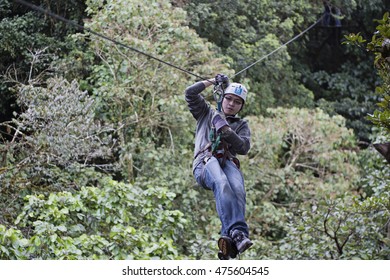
[220,141,229,167]
[194,139,240,169]
[193,142,212,159]
[209,127,221,154]
[194,122,220,160]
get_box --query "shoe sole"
[218,251,229,260]
[218,236,237,259]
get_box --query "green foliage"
[344,12,390,133]
[246,107,358,183]
[0,225,29,260]
[1,0,389,261]
[0,0,87,126]
[367,13,390,132]
[0,11,49,59]
[296,2,387,142]
[240,108,389,260]
[78,0,232,180]
[275,193,390,259]
[239,107,360,256]
[0,77,115,225]
[2,178,187,260]
[1,78,116,187]
[125,143,221,259]
[311,63,376,140]
[185,0,317,116]
[273,146,390,260]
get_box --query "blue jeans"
[194,156,249,237]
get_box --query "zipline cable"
[232,17,323,78]
[14,0,209,81]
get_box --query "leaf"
[56,225,67,232]
[50,234,58,243]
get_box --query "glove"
[215,73,229,89]
[212,114,229,132]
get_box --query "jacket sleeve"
[185,82,210,121]
[222,121,251,155]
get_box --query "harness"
[193,82,240,168]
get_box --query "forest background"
[0,0,389,260]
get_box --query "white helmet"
[224,82,247,103]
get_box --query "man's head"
[222,82,247,116]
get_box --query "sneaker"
[217,236,238,259]
[230,230,253,254]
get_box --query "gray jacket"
[185,81,251,172]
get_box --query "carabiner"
[213,83,224,112]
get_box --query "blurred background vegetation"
[0,0,389,259]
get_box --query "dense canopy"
[0,0,389,260]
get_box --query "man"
[185,74,252,259]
